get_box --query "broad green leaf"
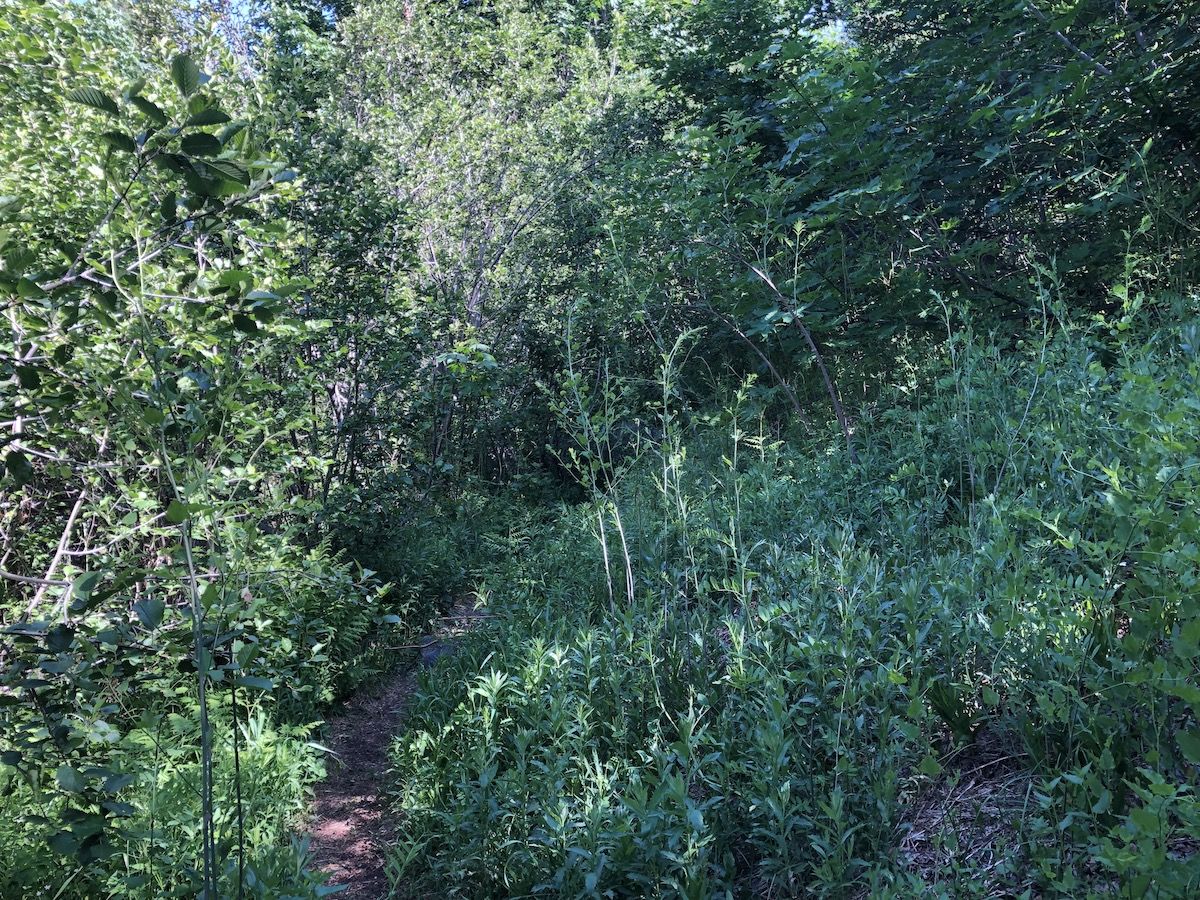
[180,132,221,157]
[46,624,74,653]
[55,766,85,793]
[73,571,101,597]
[122,77,146,99]
[17,277,47,299]
[235,676,275,691]
[170,54,202,97]
[65,86,119,117]
[130,95,167,126]
[101,131,137,154]
[233,314,259,334]
[1178,728,1200,764]
[184,108,231,128]
[165,500,189,524]
[134,597,165,629]
[205,158,250,186]
[218,121,247,144]
[5,450,32,486]
[153,153,192,176]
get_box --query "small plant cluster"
[388,306,1200,897]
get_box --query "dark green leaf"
[48,831,77,856]
[55,766,85,793]
[65,86,119,117]
[46,624,75,653]
[134,597,165,629]
[170,54,202,97]
[102,772,135,793]
[235,676,275,692]
[101,131,137,154]
[153,153,192,176]
[73,571,101,598]
[218,122,247,144]
[232,314,259,334]
[205,158,250,186]
[130,96,167,126]
[180,133,221,157]
[184,108,231,128]
[165,500,189,524]
[1178,729,1200,764]
[5,450,32,486]
[17,277,47,299]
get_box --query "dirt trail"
[307,604,481,898]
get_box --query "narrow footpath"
[307,603,481,898]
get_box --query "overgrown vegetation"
[2,0,1198,896]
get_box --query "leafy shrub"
[387,308,1200,897]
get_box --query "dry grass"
[897,726,1036,897]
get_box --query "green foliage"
[387,306,1200,896]
[5,0,1200,895]
[0,2,420,893]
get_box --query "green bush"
[387,309,1200,897]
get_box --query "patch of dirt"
[898,726,1034,896]
[307,602,483,898]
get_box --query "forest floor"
[307,601,482,898]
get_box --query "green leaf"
[134,597,165,629]
[56,766,85,793]
[130,96,167,126]
[46,624,74,653]
[170,55,203,97]
[218,122,247,145]
[1178,728,1200,764]
[48,831,77,856]
[65,86,119,118]
[180,133,222,157]
[15,366,40,389]
[235,676,275,692]
[184,108,231,128]
[233,314,259,334]
[73,571,101,598]
[5,450,32,486]
[205,158,250,186]
[165,500,189,525]
[154,153,192,177]
[101,131,137,154]
[918,754,943,777]
[103,772,135,793]
[160,191,177,225]
[17,277,47,299]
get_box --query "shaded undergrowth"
[385,311,1200,897]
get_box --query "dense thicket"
[2,0,1198,896]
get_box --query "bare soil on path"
[307,604,481,898]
